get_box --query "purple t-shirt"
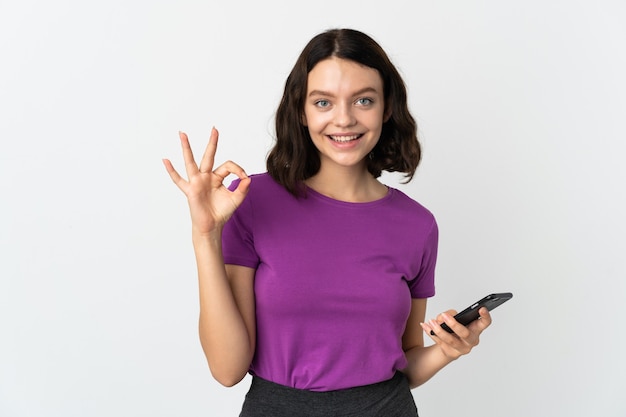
[222,173,438,392]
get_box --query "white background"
[1,1,625,416]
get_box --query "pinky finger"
[162,159,186,189]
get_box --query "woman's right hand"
[162,128,251,236]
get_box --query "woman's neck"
[305,165,388,203]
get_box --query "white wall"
[1,1,624,416]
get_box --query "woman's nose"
[334,104,356,127]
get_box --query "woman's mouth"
[328,134,363,143]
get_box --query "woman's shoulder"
[247,172,287,194]
[388,187,433,212]
[248,172,277,184]
[229,172,293,205]
[387,187,437,223]
[229,172,280,191]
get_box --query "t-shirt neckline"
[304,185,394,208]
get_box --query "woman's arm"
[194,235,256,386]
[401,298,492,388]
[163,129,255,387]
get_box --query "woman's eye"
[315,100,330,108]
[356,98,373,106]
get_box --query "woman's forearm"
[403,344,455,389]
[192,230,254,387]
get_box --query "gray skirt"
[239,371,418,417]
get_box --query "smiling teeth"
[329,135,360,142]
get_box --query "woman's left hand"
[420,307,492,360]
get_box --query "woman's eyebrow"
[308,87,380,98]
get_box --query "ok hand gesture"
[162,128,251,235]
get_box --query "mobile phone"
[430,292,513,335]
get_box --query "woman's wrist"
[191,226,223,248]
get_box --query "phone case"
[434,292,513,335]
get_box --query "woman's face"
[303,57,387,172]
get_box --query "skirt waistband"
[239,371,418,417]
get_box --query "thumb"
[230,176,251,206]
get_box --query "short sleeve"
[407,218,438,298]
[221,179,260,269]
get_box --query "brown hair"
[267,28,421,196]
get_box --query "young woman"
[163,28,492,417]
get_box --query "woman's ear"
[301,112,308,126]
